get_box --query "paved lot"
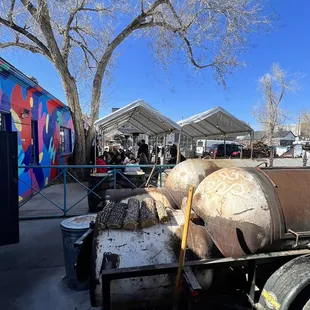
[0,218,253,310]
[19,183,89,218]
[0,218,92,310]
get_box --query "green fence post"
[63,167,67,216]
[113,168,117,189]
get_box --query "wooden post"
[145,164,156,188]
[175,186,194,298]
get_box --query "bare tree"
[299,110,310,139]
[253,63,299,146]
[0,0,272,164]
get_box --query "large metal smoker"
[76,159,310,309]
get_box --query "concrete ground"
[0,218,92,310]
[0,218,252,310]
[19,183,89,218]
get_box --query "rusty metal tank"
[165,159,218,207]
[165,159,268,208]
[192,167,310,258]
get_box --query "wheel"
[289,285,310,310]
[258,255,310,310]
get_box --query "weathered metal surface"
[192,167,310,258]
[165,159,219,207]
[165,159,271,209]
[90,209,213,307]
[263,168,310,233]
[192,167,278,258]
[60,214,97,290]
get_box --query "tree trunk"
[61,75,87,165]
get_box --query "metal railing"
[18,164,175,218]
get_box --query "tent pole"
[163,134,167,164]
[190,137,194,158]
[224,134,226,157]
[155,136,158,164]
[177,128,182,164]
[250,131,254,159]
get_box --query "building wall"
[0,58,75,201]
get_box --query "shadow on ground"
[0,218,92,310]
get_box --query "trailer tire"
[258,254,310,310]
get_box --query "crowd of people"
[95,139,150,173]
[95,139,186,173]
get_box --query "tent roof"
[178,106,253,138]
[94,99,181,136]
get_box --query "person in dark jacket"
[168,144,186,164]
[138,140,149,158]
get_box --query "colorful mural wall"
[0,58,75,202]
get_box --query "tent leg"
[155,136,158,164]
[190,137,194,158]
[177,128,182,164]
[224,135,226,157]
[163,134,166,164]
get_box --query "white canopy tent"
[178,106,253,138]
[95,99,181,136]
[178,107,254,159]
[94,100,182,161]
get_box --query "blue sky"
[2,0,310,130]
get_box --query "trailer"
[74,160,310,309]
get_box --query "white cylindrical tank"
[90,209,213,308]
[192,167,275,258]
[165,159,218,207]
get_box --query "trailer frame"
[101,249,310,310]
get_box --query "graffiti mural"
[0,58,75,201]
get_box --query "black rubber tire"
[258,254,310,310]
[289,285,310,310]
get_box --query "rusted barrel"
[165,159,265,208]
[165,159,218,207]
[192,167,310,258]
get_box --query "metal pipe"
[155,136,158,163]
[163,134,167,163]
[224,135,226,157]
[63,167,67,216]
[177,127,182,164]
[175,186,194,294]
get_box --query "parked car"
[209,143,241,157]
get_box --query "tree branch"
[88,0,168,124]
[0,16,52,59]
[69,35,98,66]
[0,41,46,55]
[62,0,87,64]
[166,1,183,27]
[20,0,72,79]
[8,0,16,24]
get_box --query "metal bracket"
[288,229,300,248]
